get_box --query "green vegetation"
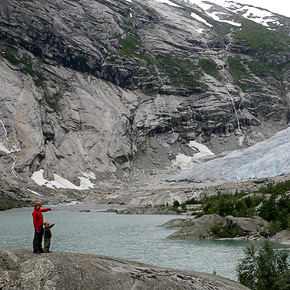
[120,35,141,56]
[258,182,290,231]
[2,49,20,65]
[3,49,46,87]
[229,20,290,87]
[200,192,263,217]
[172,199,181,208]
[21,63,46,87]
[179,179,290,232]
[234,20,290,55]
[248,60,285,81]
[155,202,181,214]
[119,35,153,66]
[0,197,25,211]
[258,180,290,195]
[237,242,290,290]
[118,36,204,92]
[123,19,134,27]
[0,190,31,211]
[211,222,239,238]
[21,63,46,85]
[156,54,201,89]
[228,56,251,91]
[45,92,62,111]
[198,58,222,80]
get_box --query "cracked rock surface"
[0,249,250,290]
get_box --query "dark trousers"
[33,226,44,253]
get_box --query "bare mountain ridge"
[0,0,290,205]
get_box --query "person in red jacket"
[32,202,52,253]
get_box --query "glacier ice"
[168,127,290,182]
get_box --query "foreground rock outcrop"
[163,214,269,240]
[0,249,249,290]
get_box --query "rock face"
[0,0,290,203]
[0,249,250,290]
[269,230,290,245]
[163,214,269,240]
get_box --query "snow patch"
[194,28,205,34]
[187,0,213,11]
[190,12,213,27]
[27,189,43,196]
[0,142,21,154]
[185,0,282,28]
[31,169,95,190]
[81,171,96,179]
[155,0,181,7]
[0,142,11,154]
[172,141,215,170]
[208,11,241,26]
[234,5,277,26]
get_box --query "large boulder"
[163,214,269,240]
[0,249,250,290]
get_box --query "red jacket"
[32,208,51,231]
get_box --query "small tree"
[236,242,290,290]
[172,200,180,208]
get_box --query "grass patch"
[248,60,285,81]
[3,49,46,87]
[2,49,20,65]
[211,222,239,238]
[156,54,201,89]
[198,58,222,80]
[119,35,153,66]
[228,56,252,91]
[234,20,290,56]
[21,63,46,87]
[46,92,61,111]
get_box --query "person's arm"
[40,208,52,212]
[50,223,55,228]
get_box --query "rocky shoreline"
[0,249,250,290]
[161,214,290,246]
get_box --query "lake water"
[0,207,278,281]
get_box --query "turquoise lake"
[0,207,281,281]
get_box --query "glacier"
[168,127,290,182]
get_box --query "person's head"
[34,202,42,209]
[44,221,50,228]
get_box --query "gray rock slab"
[0,249,250,290]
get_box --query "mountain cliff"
[0,0,290,205]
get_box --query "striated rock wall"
[0,249,250,290]
[0,0,289,201]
